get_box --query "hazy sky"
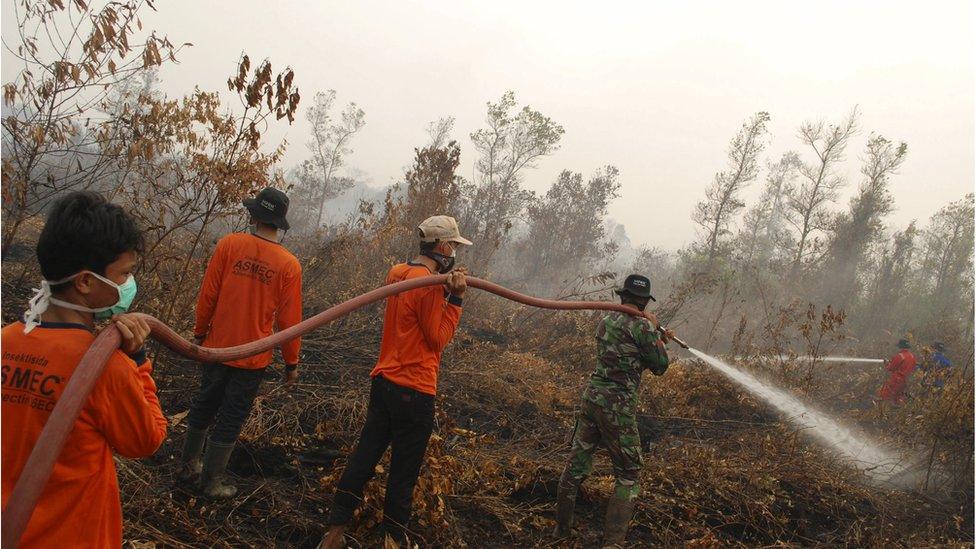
[4,1,974,249]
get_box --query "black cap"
[933,341,945,352]
[614,274,656,301]
[243,187,290,231]
[897,338,911,349]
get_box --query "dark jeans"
[329,375,435,541]
[186,362,267,444]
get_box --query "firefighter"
[2,191,167,547]
[555,274,674,546]
[921,341,952,390]
[179,187,303,497]
[878,338,917,404]
[320,215,471,547]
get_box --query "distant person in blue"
[921,341,952,390]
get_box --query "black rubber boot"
[602,495,635,547]
[199,439,238,498]
[177,427,207,482]
[554,471,578,538]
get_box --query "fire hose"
[1,274,686,547]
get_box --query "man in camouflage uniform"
[555,274,673,546]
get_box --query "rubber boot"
[554,478,577,538]
[381,522,408,548]
[199,439,238,498]
[177,427,207,482]
[602,495,635,548]
[318,526,347,549]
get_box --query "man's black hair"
[36,191,144,285]
[419,240,438,253]
[249,217,277,232]
[619,293,650,309]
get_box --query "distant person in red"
[878,339,917,404]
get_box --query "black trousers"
[186,362,267,444]
[329,375,435,541]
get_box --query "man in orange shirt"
[2,191,167,548]
[321,215,470,548]
[179,187,303,498]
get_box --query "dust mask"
[24,271,138,333]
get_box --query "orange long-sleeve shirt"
[886,349,917,377]
[370,262,462,395]
[194,232,303,369]
[1,320,167,548]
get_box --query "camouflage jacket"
[582,312,669,409]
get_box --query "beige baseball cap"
[418,215,473,245]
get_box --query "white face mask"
[23,271,137,333]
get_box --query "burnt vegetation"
[1,1,972,547]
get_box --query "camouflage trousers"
[559,398,642,501]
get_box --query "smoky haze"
[3,0,966,250]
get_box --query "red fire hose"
[1,274,677,547]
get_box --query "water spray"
[685,348,910,484]
[579,325,905,484]
[735,355,885,364]
[774,355,884,364]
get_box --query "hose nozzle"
[657,326,690,349]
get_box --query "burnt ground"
[3,264,964,548]
[116,335,973,548]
